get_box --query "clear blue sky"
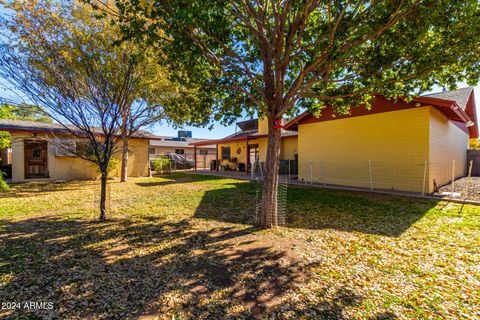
[150,83,480,139]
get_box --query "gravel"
[436,177,480,201]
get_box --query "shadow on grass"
[136,173,226,187]
[192,175,436,237]
[0,181,97,199]
[0,216,339,319]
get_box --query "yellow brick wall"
[258,117,269,135]
[298,107,431,192]
[428,107,468,191]
[280,136,298,160]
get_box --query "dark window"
[221,146,230,160]
[175,149,185,155]
[32,148,41,158]
[199,150,208,155]
[149,148,156,155]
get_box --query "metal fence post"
[368,160,373,191]
[321,161,326,187]
[288,160,291,182]
[309,161,313,184]
[451,160,455,195]
[422,160,427,196]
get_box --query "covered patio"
[190,130,264,176]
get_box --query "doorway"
[24,140,49,179]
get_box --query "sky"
[149,83,480,140]
[0,4,478,140]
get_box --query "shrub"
[470,139,480,150]
[0,171,9,192]
[152,156,172,173]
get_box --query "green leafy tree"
[116,0,480,227]
[0,0,210,220]
[0,104,52,149]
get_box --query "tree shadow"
[0,215,330,319]
[136,173,225,187]
[193,176,437,237]
[0,180,96,199]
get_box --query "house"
[193,87,478,194]
[0,120,153,183]
[282,87,478,193]
[190,118,298,173]
[149,131,216,169]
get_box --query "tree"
[115,0,480,227]
[0,103,52,149]
[0,0,209,220]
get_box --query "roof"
[189,129,297,146]
[236,119,258,132]
[150,136,216,149]
[283,88,478,139]
[423,87,473,110]
[0,119,157,139]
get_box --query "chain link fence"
[250,159,480,202]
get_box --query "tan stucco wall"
[10,132,150,183]
[120,138,150,178]
[428,107,468,191]
[150,146,214,158]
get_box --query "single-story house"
[190,118,298,173]
[149,131,216,169]
[0,120,153,183]
[193,87,478,194]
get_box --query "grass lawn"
[0,173,479,319]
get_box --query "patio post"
[216,144,219,172]
[246,139,249,176]
[194,146,197,171]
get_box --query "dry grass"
[0,173,479,319]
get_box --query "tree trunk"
[99,172,107,221]
[120,137,129,182]
[259,120,282,228]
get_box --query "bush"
[152,157,172,173]
[470,139,480,150]
[0,171,9,192]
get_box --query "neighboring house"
[149,131,216,169]
[190,118,298,173]
[1,148,12,166]
[0,120,153,183]
[193,87,478,194]
[283,87,478,193]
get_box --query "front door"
[24,140,49,179]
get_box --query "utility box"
[467,150,480,176]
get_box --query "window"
[199,150,208,155]
[175,149,185,155]
[149,148,156,155]
[221,146,230,160]
[31,148,41,158]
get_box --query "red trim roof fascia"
[283,96,475,131]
